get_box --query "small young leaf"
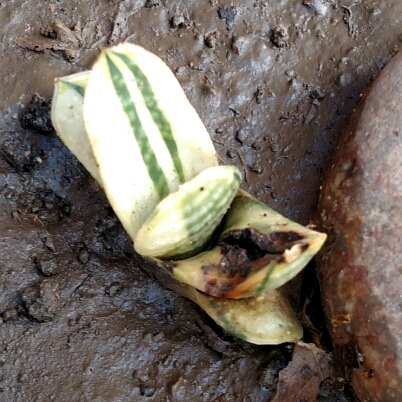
[135,165,241,259]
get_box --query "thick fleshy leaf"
[148,262,303,345]
[83,43,218,240]
[135,165,241,259]
[181,284,303,345]
[51,71,102,184]
[164,190,327,298]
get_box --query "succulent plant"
[51,43,326,344]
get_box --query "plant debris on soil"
[1,0,402,401]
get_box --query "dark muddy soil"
[1,1,402,401]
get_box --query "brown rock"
[318,50,402,401]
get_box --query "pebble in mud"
[35,254,58,276]
[217,7,238,27]
[271,192,281,201]
[139,384,156,397]
[235,128,249,145]
[251,142,262,151]
[21,278,60,322]
[205,32,218,49]
[144,0,161,8]
[271,25,289,48]
[254,86,264,104]
[248,163,264,175]
[309,86,325,100]
[175,66,187,77]
[231,35,248,55]
[105,281,123,297]
[170,15,188,29]
[270,144,280,152]
[226,149,237,159]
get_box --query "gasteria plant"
[51,43,327,345]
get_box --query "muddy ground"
[0,1,401,401]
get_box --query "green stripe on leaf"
[134,165,241,260]
[106,53,170,200]
[113,51,186,184]
[61,80,85,97]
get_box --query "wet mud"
[1,0,402,401]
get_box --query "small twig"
[205,75,213,85]
[229,107,241,116]
[14,209,45,226]
[341,4,352,13]
[29,213,45,226]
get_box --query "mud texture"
[318,50,402,402]
[1,0,402,401]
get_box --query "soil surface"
[0,1,401,401]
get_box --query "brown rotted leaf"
[163,190,327,298]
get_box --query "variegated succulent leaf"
[179,284,303,345]
[145,259,303,345]
[83,43,218,240]
[134,165,242,260]
[161,190,327,298]
[51,71,102,184]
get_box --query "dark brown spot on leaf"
[200,228,307,297]
[221,228,304,256]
